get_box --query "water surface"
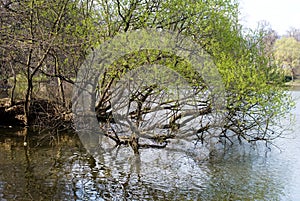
[0,92,300,200]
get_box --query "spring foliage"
[0,0,293,145]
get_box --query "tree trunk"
[24,77,33,126]
[55,55,66,108]
[130,133,139,154]
[9,63,16,106]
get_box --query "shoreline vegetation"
[0,78,297,128]
[0,0,295,153]
[0,76,295,131]
[1,80,297,130]
[0,97,73,131]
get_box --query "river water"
[0,91,300,200]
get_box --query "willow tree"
[72,0,293,154]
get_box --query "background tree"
[274,37,300,80]
[256,21,279,56]
[286,27,300,41]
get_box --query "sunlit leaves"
[274,37,300,70]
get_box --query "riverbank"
[0,98,73,132]
[0,98,25,127]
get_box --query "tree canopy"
[274,37,300,79]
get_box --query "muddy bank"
[0,98,73,131]
[0,98,24,127]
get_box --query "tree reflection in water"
[0,129,289,200]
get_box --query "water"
[0,92,300,200]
